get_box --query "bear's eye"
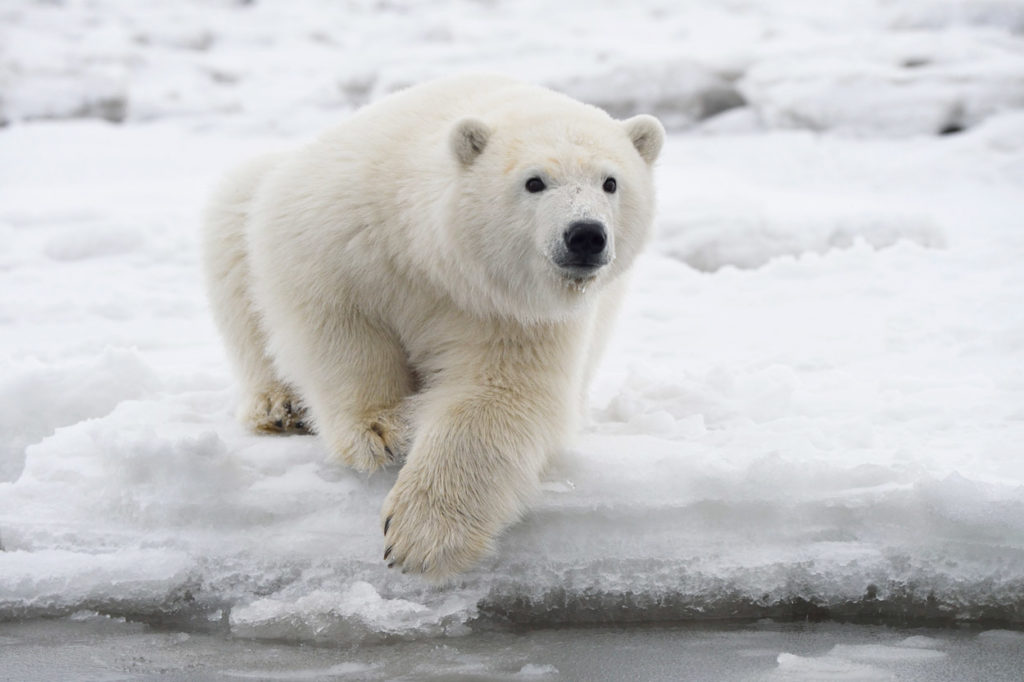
[603,177,617,194]
[525,177,546,193]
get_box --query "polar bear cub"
[203,74,664,579]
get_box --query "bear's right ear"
[450,118,492,167]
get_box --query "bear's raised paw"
[325,408,410,473]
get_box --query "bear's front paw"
[381,467,495,580]
[326,408,410,473]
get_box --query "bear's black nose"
[564,221,607,258]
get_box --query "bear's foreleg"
[380,364,571,579]
[285,310,415,473]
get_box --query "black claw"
[384,446,395,460]
[384,515,392,535]
[383,546,392,560]
[387,561,395,569]
[273,419,284,429]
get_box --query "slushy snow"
[2,0,1024,644]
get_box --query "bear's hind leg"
[203,154,308,435]
[241,383,310,434]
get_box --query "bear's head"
[446,103,664,323]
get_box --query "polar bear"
[203,74,664,579]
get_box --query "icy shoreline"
[4,523,1022,642]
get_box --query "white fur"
[202,74,664,579]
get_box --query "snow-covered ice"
[2,0,1024,648]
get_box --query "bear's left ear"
[622,115,665,165]
[451,117,492,167]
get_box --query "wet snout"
[557,220,610,273]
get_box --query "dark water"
[1,616,1022,681]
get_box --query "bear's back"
[317,74,614,161]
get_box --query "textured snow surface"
[2,0,1024,644]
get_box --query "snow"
[738,31,1024,136]
[2,0,1024,647]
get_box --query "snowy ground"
[2,0,1024,661]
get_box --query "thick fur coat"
[203,74,664,578]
